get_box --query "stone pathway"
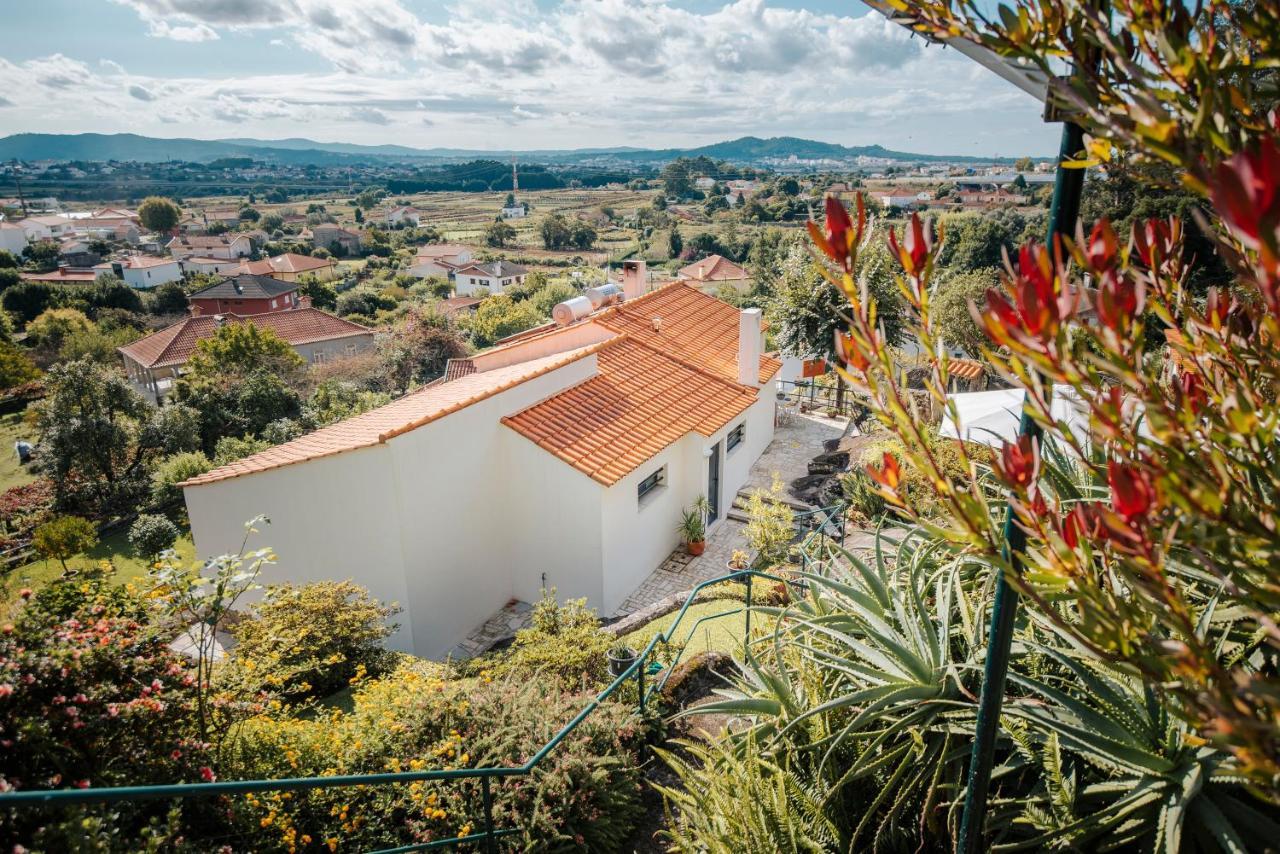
[451,411,848,658]
[612,411,847,618]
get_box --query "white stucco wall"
[123,262,184,289]
[183,444,417,651]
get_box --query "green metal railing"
[0,505,845,852]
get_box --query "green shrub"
[128,513,179,561]
[742,476,795,567]
[150,451,212,507]
[223,667,647,851]
[212,434,270,466]
[490,590,612,690]
[860,427,992,517]
[31,514,98,570]
[226,580,400,702]
[840,468,888,522]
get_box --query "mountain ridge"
[0,132,1024,166]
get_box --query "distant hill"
[0,132,1020,167]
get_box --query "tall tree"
[138,196,182,234]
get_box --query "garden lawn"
[0,409,37,494]
[622,598,767,659]
[5,525,195,603]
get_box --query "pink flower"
[0,684,12,699]
[200,767,216,783]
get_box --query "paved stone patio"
[451,411,848,658]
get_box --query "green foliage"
[34,361,200,513]
[0,566,207,850]
[491,590,612,689]
[0,339,39,390]
[742,476,795,567]
[840,468,888,522]
[150,282,189,315]
[228,580,399,702]
[32,515,98,569]
[150,451,212,506]
[378,306,469,391]
[184,322,304,381]
[0,249,17,269]
[212,434,270,466]
[297,274,337,310]
[467,294,542,347]
[932,267,1001,358]
[335,287,395,318]
[137,196,182,233]
[128,513,179,561]
[2,281,55,324]
[483,219,516,247]
[529,280,578,317]
[305,379,391,427]
[22,240,60,272]
[860,428,992,518]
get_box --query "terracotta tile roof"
[235,253,334,276]
[949,358,985,381]
[190,273,297,301]
[415,244,472,260]
[118,308,372,369]
[454,260,528,279]
[502,336,758,485]
[443,358,476,382]
[677,254,749,282]
[168,234,247,249]
[116,255,180,269]
[595,283,780,385]
[182,343,608,487]
[21,269,97,283]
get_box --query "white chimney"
[738,307,763,387]
[622,259,647,301]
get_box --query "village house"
[167,234,254,261]
[384,206,422,227]
[180,262,781,659]
[16,215,76,242]
[118,303,373,402]
[95,255,184,289]
[182,256,244,276]
[20,266,97,284]
[453,259,528,296]
[0,221,29,255]
[188,273,300,315]
[311,224,363,256]
[874,191,932,209]
[678,254,751,292]
[234,252,338,282]
[406,244,474,279]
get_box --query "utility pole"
[14,173,27,217]
[511,157,519,199]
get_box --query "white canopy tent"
[941,385,1092,449]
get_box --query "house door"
[707,442,721,525]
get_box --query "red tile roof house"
[167,233,254,261]
[180,261,782,658]
[678,254,751,293]
[234,252,339,282]
[118,304,373,403]
[188,273,301,316]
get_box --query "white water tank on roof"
[585,283,623,309]
[552,296,593,326]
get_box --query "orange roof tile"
[502,336,758,485]
[182,343,608,487]
[595,283,780,385]
[118,308,372,369]
[235,253,334,276]
[677,254,749,282]
[949,358,985,381]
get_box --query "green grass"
[4,524,194,603]
[622,598,757,659]
[0,409,37,495]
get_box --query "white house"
[167,234,254,261]
[95,255,185,289]
[16,215,75,242]
[453,260,528,296]
[182,256,245,276]
[181,263,781,659]
[501,203,527,219]
[407,244,474,279]
[0,221,27,256]
[384,206,422,227]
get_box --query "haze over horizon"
[0,0,1057,159]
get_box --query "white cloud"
[6,1,1056,155]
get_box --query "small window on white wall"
[727,422,746,453]
[637,465,666,505]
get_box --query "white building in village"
[181,262,781,659]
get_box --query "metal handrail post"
[956,118,1087,854]
[481,776,496,854]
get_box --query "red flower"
[1094,270,1145,331]
[1178,369,1207,414]
[1061,505,1087,549]
[808,194,865,272]
[887,212,932,275]
[867,452,902,491]
[1131,218,1178,268]
[1211,135,1280,252]
[1108,460,1155,522]
[834,330,870,372]
[200,767,217,783]
[1085,219,1120,270]
[984,242,1074,344]
[995,435,1039,489]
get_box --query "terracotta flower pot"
[686,540,706,556]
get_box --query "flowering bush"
[0,478,54,549]
[0,565,209,849]
[223,663,647,851]
[488,591,612,690]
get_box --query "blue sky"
[0,1,1057,157]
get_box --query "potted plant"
[727,549,751,573]
[679,505,706,555]
[607,641,639,677]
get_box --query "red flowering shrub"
[0,565,209,848]
[0,478,54,549]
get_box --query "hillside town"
[1,0,1277,851]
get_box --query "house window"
[345,344,357,356]
[271,299,278,308]
[727,422,746,453]
[312,351,327,365]
[637,465,666,505]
